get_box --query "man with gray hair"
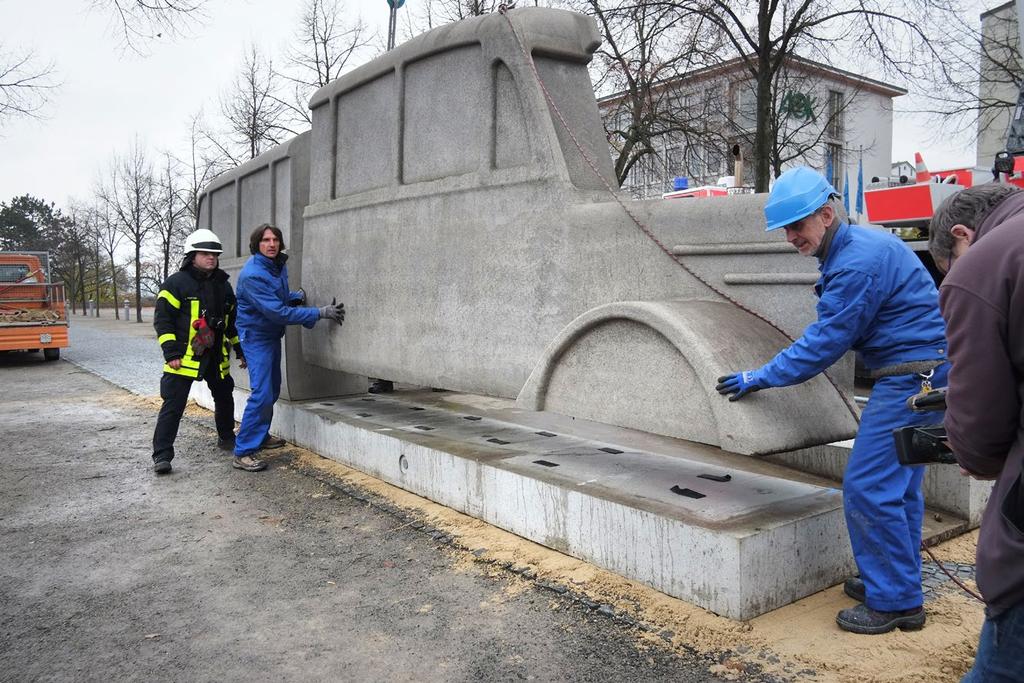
[928,183,1021,275]
[717,166,948,634]
[928,183,1024,680]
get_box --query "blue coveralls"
[755,223,948,611]
[233,253,320,457]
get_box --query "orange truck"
[0,251,68,360]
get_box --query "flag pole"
[855,146,864,222]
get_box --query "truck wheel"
[43,348,60,361]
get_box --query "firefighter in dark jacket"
[151,229,245,474]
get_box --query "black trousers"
[152,370,235,463]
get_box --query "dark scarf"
[814,221,841,262]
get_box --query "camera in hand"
[893,425,957,465]
[892,387,957,466]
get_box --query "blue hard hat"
[764,167,837,231]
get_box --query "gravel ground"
[2,328,728,681]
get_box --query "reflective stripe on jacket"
[153,263,240,380]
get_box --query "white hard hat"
[183,228,224,255]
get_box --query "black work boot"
[217,436,236,452]
[368,379,394,394]
[153,459,172,475]
[844,577,866,602]
[836,604,925,634]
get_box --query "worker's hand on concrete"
[319,298,345,325]
[290,288,306,307]
[168,358,182,370]
[715,371,763,402]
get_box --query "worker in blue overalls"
[716,167,948,634]
[232,223,346,472]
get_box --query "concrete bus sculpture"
[200,7,857,456]
[193,8,989,620]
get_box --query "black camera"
[893,425,957,465]
[892,387,957,466]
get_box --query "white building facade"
[599,55,905,199]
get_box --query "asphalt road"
[1,332,726,681]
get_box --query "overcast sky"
[0,0,389,207]
[0,0,981,208]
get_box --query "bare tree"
[0,47,57,127]
[74,202,106,317]
[661,0,964,191]
[3,1,204,125]
[400,0,515,39]
[50,206,93,316]
[907,5,1021,161]
[138,256,180,299]
[89,195,125,319]
[278,0,374,127]
[177,111,229,228]
[434,0,501,22]
[213,46,296,163]
[100,142,159,322]
[578,0,726,186]
[93,0,208,52]
[152,152,190,282]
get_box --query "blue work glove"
[715,370,764,402]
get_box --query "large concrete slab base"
[191,384,868,620]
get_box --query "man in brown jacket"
[930,184,1024,682]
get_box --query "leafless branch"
[93,0,208,53]
[219,46,297,160]
[276,0,374,127]
[0,47,58,127]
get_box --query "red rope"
[921,542,983,602]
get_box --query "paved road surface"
[1,319,727,682]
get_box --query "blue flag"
[855,157,864,215]
[843,169,850,213]
[825,150,834,189]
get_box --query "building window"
[685,144,705,180]
[705,145,725,179]
[637,154,655,187]
[826,143,842,189]
[730,81,757,129]
[827,90,843,140]
[666,93,682,118]
[666,145,683,179]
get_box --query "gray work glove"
[290,288,306,307]
[319,298,345,325]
